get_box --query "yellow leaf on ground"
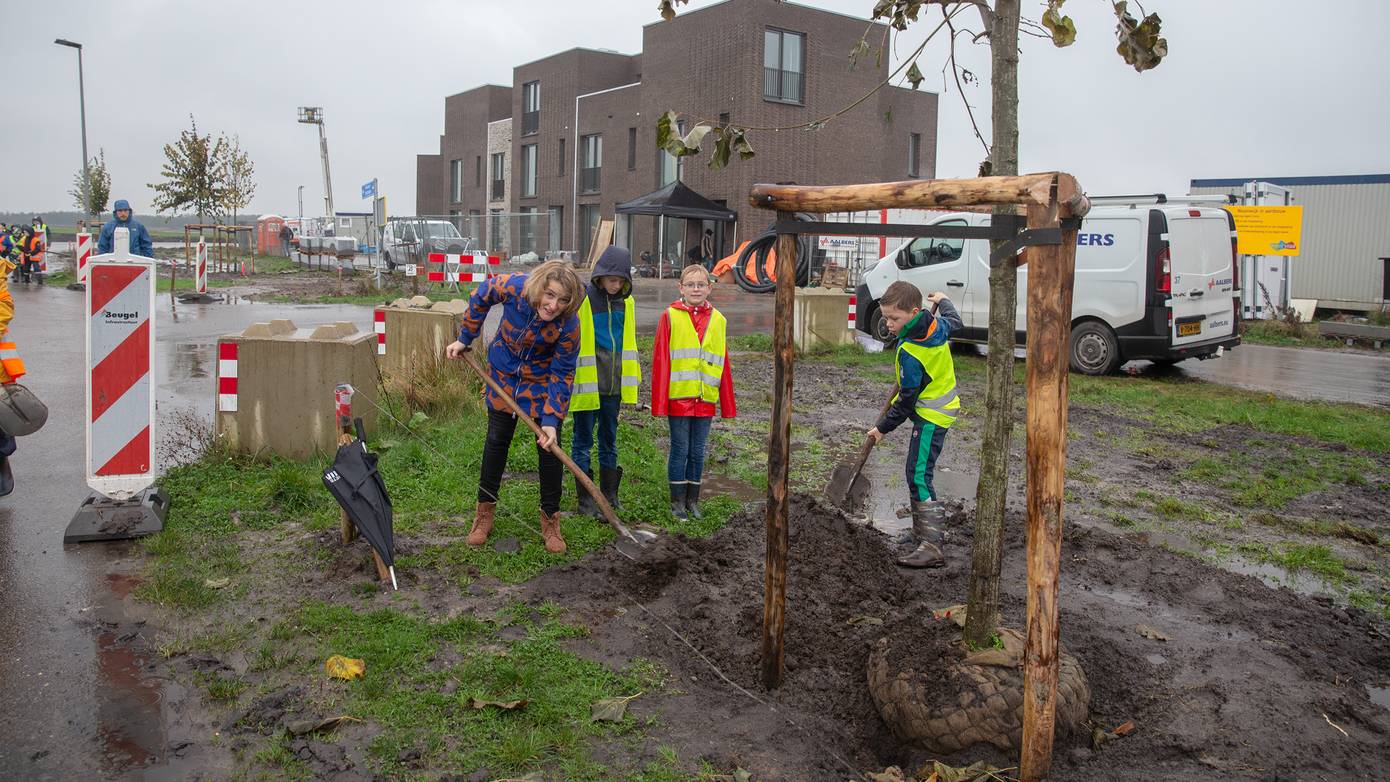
[325,655,365,680]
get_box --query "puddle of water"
[703,473,763,502]
[1146,654,1167,665]
[1366,685,1390,712]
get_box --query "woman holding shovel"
[446,260,585,554]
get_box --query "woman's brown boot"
[539,509,567,554]
[467,502,496,547]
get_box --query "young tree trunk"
[963,0,1021,649]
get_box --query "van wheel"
[1069,321,1120,375]
[383,253,396,271]
[869,305,896,346]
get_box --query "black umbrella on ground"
[322,418,397,590]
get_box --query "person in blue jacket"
[97,199,154,257]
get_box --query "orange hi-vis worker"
[0,252,25,384]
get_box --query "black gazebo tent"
[615,182,736,278]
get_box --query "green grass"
[1239,319,1332,349]
[1179,445,1378,509]
[1237,541,1353,585]
[249,601,672,779]
[1070,371,1390,453]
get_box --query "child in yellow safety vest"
[651,264,736,520]
[0,247,24,495]
[866,281,963,569]
[569,247,641,516]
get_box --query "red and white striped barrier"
[196,237,208,294]
[84,227,156,499]
[374,310,386,355]
[847,295,857,331]
[426,252,499,284]
[76,232,92,281]
[217,342,238,412]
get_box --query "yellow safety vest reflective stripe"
[894,339,960,428]
[571,296,640,411]
[667,307,726,404]
[0,341,26,383]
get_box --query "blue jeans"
[570,394,620,473]
[666,415,713,484]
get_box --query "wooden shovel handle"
[849,386,900,474]
[459,350,636,542]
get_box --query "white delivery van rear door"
[1166,209,1236,347]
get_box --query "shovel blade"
[825,462,872,511]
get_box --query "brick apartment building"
[416,0,938,263]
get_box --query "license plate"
[1178,321,1202,337]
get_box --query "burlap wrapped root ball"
[867,627,1090,754]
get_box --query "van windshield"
[421,222,462,239]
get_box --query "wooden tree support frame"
[749,173,1088,782]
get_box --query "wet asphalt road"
[1,278,1387,778]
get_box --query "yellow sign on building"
[1224,205,1304,256]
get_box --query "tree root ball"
[867,623,1090,754]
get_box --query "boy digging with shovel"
[867,282,962,568]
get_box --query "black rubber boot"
[684,481,703,520]
[575,471,598,517]
[0,455,12,497]
[599,465,623,510]
[897,500,946,568]
[669,482,688,520]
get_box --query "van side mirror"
[894,247,910,270]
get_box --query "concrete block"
[793,287,855,353]
[215,319,378,459]
[374,304,466,380]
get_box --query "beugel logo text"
[103,309,140,322]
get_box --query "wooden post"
[760,212,798,689]
[1019,198,1079,782]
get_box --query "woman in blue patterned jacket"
[446,260,584,554]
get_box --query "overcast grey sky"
[5,0,1387,220]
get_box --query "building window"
[764,28,805,104]
[627,127,637,170]
[521,144,537,198]
[719,112,730,128]
[908,133,921,178]
[490,153,506,200]
[519,206,538,254]
[522,81,540,135]
[658,121,683,187]
[475,156,482,188]
[548,206,563,253]
[450,159,462,203]
[578,204,601,260]
[580,134,602,194]
[558,137,566,177]
[468,209,481,241]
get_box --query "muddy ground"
[109,327,1390,779]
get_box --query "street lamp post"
[55,38,90,224]
[298,185,304,220]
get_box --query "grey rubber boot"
[669,482,688,520]
[897,500,946,568]
[599,465,623,510]
[575,471,598,516]
[684,481,703,520]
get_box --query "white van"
[380,220,472,270]
[855,198,1242,374]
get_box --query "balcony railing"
[580,167,601,194]
[522,110,540,136]
[763,68,803,103]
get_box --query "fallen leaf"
[847,614,884,627]
[1113,719,1136,736]
[469,697,528,711]
[284,715,361,736]
[1136,624,1169,642]
[916,760,1004,782]
[203,577,230,590]
[865,767,906,782]
[733,769,752,782]
[324,655,365,680]
[590,693,641,722]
